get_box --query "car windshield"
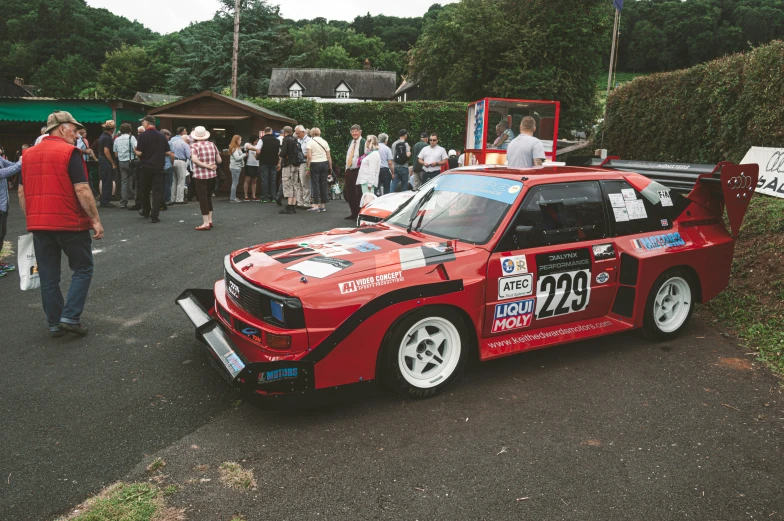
[386,173,523,244]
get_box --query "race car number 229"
[535,269,591,319]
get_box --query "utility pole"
[601,1,623,149]
[231,0,241,98]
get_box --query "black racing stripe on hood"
[385,235,421,245]
[302,279,464,364]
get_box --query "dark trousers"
[421,170,440,184]
[0,209,7,255]
[87,162,99,195]
[98,157,114,204]
[138,166,163,218]
[260,164,276,200]
[195,178,215,215]
[344,167,360,217]
[163,166,173,203]
[377,167,391,196]
[310,161,330,204]
[33,230,93,331]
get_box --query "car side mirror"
[512,225,534,249]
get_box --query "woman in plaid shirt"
[189,126,222,231]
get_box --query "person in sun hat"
[189,125,222,230]
[17,110,104,337]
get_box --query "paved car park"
[1,195,782,521]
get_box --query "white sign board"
[741,147,784,199]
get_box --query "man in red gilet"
[18,111,104,337]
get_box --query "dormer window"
[334,80,351,99]
[288,80,304,98]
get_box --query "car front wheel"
[382,307,469,399]
[643,268,695,340]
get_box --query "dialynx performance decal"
[492,298,534,333]
[536,249,591,276]
[631,232,686,253]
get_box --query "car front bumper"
[176,289,322,405]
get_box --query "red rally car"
[177,159,758,407]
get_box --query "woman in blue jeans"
[228,135,247,203]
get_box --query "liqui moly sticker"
[492,298,534,333]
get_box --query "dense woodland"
[0,0,781,128]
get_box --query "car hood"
[359,190,415,219]
[230,225,471,295]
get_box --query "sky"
[85,0,457,35]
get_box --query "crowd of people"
[0,107,547,336]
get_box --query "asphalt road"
[1,194,782,521]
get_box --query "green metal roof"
[0,98,143,124]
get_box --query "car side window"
[600,180,672,236]
[498,181,607,251]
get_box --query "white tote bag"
[18,233,40,291]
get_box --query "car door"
[484,181,619,337]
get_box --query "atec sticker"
[498,274,533,300]
[631,232,686,253]
[338,271,404,294]
[492,298,534,332]
[501,255,528,275]
[596,272,610,284]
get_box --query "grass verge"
[219,462,256,490]
[56,482,184,521]
[702,195,784,375]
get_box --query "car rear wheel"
[643,268,695,340]
[382,307,469,399]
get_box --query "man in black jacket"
[258,127,280,203]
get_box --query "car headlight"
[270,300,284,323]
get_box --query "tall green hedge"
[250,99,468,170]
[604,40,784,163]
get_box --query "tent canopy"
[0,98,145,124]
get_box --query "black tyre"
[381,306,469,399]
[643,267,696,340]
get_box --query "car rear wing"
[565,157,759,237]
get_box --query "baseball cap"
[448,149,456,156]
[44,111,84,134]
[420,131,429,138]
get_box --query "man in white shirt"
[417,133,448,184]
[506,116,546,168]
[294,125,312,208]
[343,124,365,220]
[457,151,465,167]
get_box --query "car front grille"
[222,256,306,330]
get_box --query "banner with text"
[742,147,784,199]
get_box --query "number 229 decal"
[535,269,591,319]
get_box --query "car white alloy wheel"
[653,276,691,333]
[398,317,462,389]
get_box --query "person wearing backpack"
[390,129,411,193]
[410,131,429,190]
[278,126,299,215]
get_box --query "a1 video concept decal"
[535,249,592,319]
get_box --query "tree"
[164,0,291,97]
[96,44,164,99]
[409,0,612,133]
[31,54,96,97]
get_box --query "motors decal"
[258,367,298,384]
[498,274,533,300]
[536,249,591,277]
[535,269,591,319]
[338,271,405,294]
[631,232,686,253]
[500,255,528,275]
[286,256,353,279]
[492,298,534,332]
[592,243,615,261]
